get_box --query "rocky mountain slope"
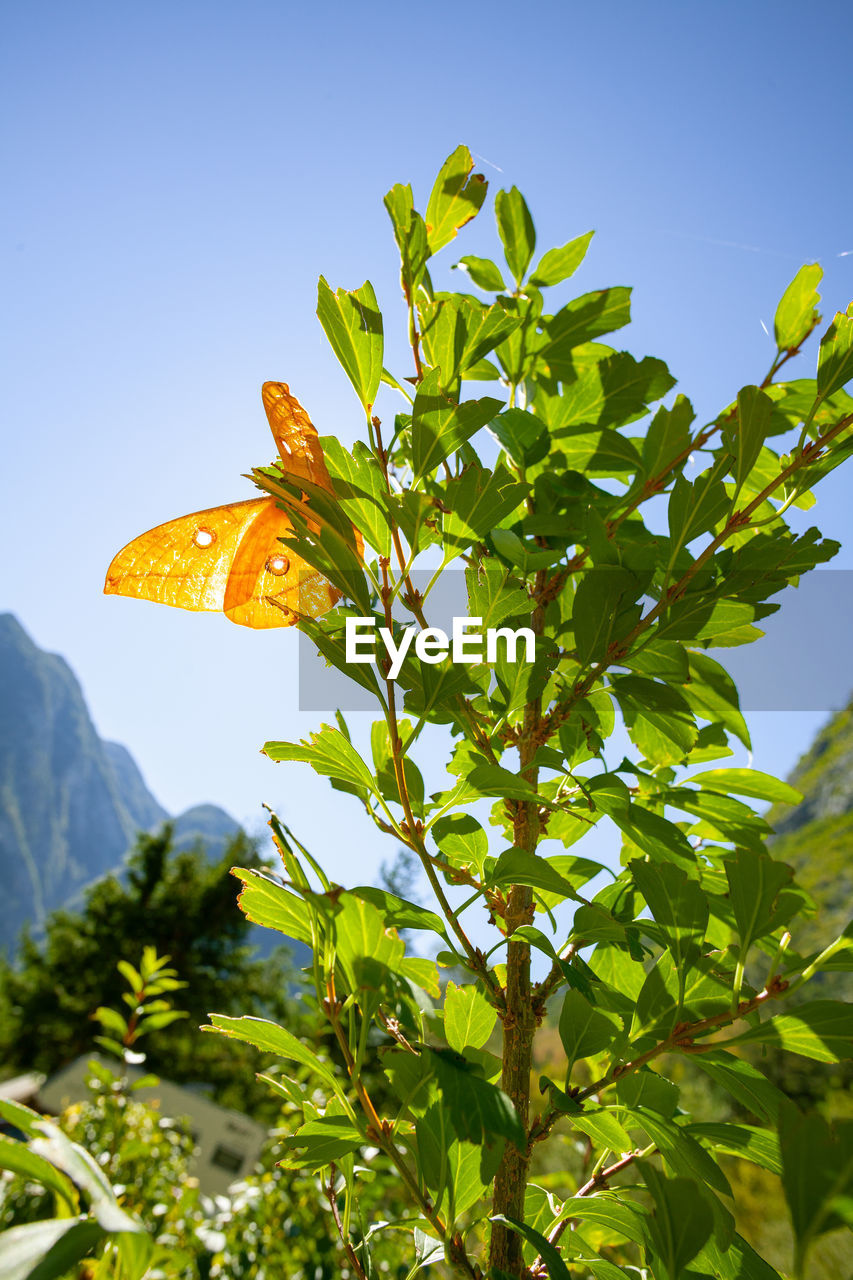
[0,614,240,953]
[769,698,853,961]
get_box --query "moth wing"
[104,496,338,629]
[222,498,340,627]
[262,381,333,491]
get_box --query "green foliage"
[1,954,412,1279]
[0,952,193,1278]
[127,145,853,1277]
[0,826,299,1118]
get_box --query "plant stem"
[530,1141,658,1273]
[489,579,545,1277]
[576,975,789,1103]
[325,1164,368,1279]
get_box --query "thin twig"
[325,1163,368,1279]
[576,975,789,1105]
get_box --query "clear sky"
[3,1,852,883]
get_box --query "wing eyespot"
[193,527,217,548]
[265,553,290,576]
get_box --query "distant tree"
[379,846,423,902]
[0,825,303,1116]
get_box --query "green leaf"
[611,675,698,766]
[349,885,445,937]
[232,868,315,945]
[560,1193,647,1244]
[371,718,425,815]
[693,1232,784,1280]
[92,1006,128,1037]
[489,1215,571,1280]
[665,787,768,846]
[817,303,853,399]
[495,186,536,284]
[462,300,524,370]
[427,1047,525,1151]
[384,183,429,297]
[642,395,695,479]
[490,848,581,901]
[415,1101,452,1210]
[724,848,797,953]
[297,613,386,703]
[543,288,632,363]
[384,1048,435,1118]
[401,956,442,998]
[731,1000,853,1062]
[570,1108,634,1156]
[27,1125,140,1235]
[419,298,470,388]
[263,726,376,795]
[431,813,489,875]
[204,1014,341,1091]
[529,231,594,287]
[465,563,530,631]
[724,386,774,498]
[682,652,751,751]
[774,263,822,351]
[668,470,729,550]
[611,805,696,870]
[454,254,507,291]
[630,1109,731,1199]
[282,1115,364,1170]
[135,1009,187,1034]
[442,465,527,549]
[464,356,501,380]
[558,987,621,1068]
[489,407,549,468]
[411,368,502,480]
[551,426,644,475]
[0,1218,106,1280]
[779,1102,853,1272]
[334,894,405,992]
[446,1141,490,1218]
[320,436,392,556]
[256,468,372,614]
[0,1098,43,1138]
[686,1122,781,1175]
[629,860,708,975]
[572,566,644,665]
[117,960,142,993]
[613,1069,679,1118]
[466,763,545,805]
[685,768,801,805]
[444,981,497,1051]
[574,1260,633,1280]
[113,1231,153,1280]
[425,145,487,254]
[0,1135,78,1213]
[692,1051,787,1124]
[316,277,384,412]
[632,952,729,1041]
[491,526,563,571]
[549,352,674,433]
[410,1229,446,1275]
[641,1163,714,1280]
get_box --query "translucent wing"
[262,381,333,490]
[104,496,338,629]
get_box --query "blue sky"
[3,1,852,882]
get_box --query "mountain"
[0,614,240,953]
[769,697,853,969]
